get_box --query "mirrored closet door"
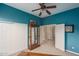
[28,20,40,50]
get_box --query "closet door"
[0,23,7,55]
[6,23,28,55]
[40,26,46,44]
[46,25,53,40]
[0,22,28,55]
[55,24,65,51]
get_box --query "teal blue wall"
[42,7,79,53]
[0,3,42,25]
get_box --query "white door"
[40,26,45,44]
[55,24,65,51]
[0,22,28,55]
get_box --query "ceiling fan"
[32,3,56,16]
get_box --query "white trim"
[66,50,79,55]
[8,48,28,56]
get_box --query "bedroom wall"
[42,7,79,53]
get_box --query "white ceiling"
[5,3,79,18]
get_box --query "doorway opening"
[40,25,55,48]
[38,24,65,52]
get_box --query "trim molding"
[8,48,28,56]
[66,50,79,55]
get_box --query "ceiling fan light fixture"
[32,3,56,16]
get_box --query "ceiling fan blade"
[47,5,56,9]
[32,8,41,12]
[39,12,42,16]
[46,10,51,15]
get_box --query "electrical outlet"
[72,47,75,49]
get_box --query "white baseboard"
[8,48,28,56]
[66,50,79,55]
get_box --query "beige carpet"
[30,39,78,56]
